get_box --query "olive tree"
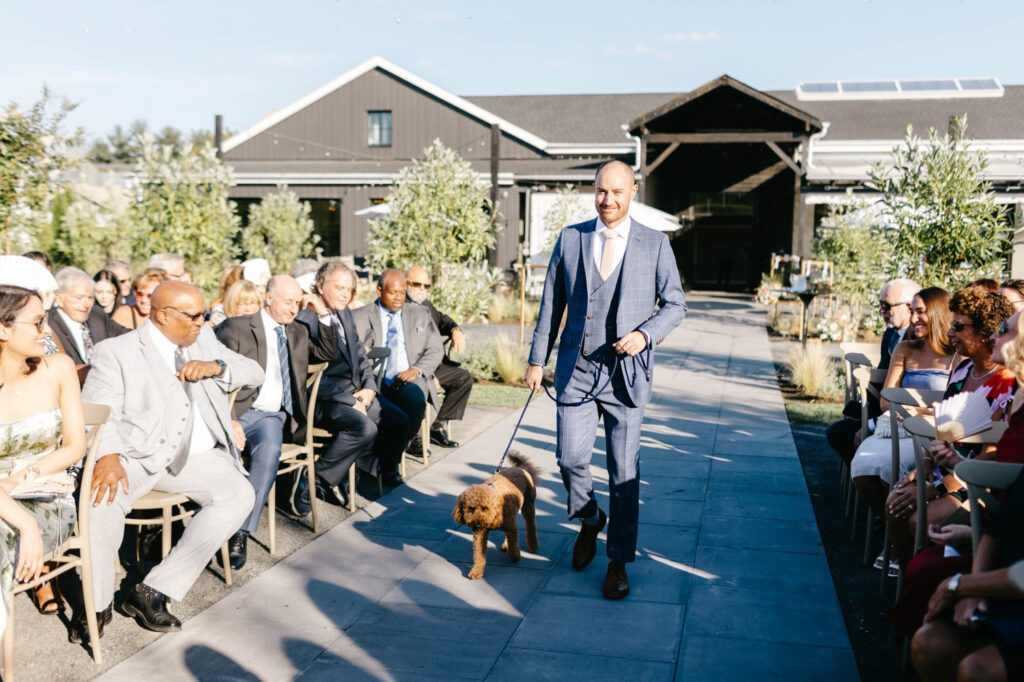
[240,184,320,273]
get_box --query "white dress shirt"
[251,309,285,413]
[592,216,632,273]
[56,308,88,359]
[144,322,217,455]
[377,303,410,374]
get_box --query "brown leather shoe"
[602,560,630,600]
[571,508,607,571]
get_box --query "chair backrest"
[367,346,390,391]
[853,366,888,440]
[77,403,113,540]
[303,363,328,448]
[954,459,1024,552]
[840,342,881,366]
[227,387,241,413]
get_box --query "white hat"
[0,256,58,292]
[242,258,271,286]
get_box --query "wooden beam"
[646,132,801,144]
[766,141,803,176]
[645,142,679,175]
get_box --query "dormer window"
[368,111,392,147]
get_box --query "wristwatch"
[948,572,963,593]
[214,359,227,377]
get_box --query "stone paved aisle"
[99,294,858,681]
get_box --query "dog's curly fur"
[452,451,539,579]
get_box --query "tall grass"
[493,335,527,384]
[786,344,842,400]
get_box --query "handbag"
[6,470,76,501]
[873,411,907,439]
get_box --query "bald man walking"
[525,160,686,599]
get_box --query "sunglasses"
[878,300,910,312]
[163,306,206,324]
[950,321,974,332]
[408,281,432,290]
[12,313,48,332]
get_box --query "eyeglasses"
[162,306,205,324]
[408,281,432,290]
[879,300,911,312]
[950,321,975,332]
[999,320,1016,336]
[12,314,48,332]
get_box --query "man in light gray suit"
[524,160,686,599]
[352,269,444,464]
[76,282,264,640]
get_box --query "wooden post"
[490,124,500,211]
[214,115,223,159]
[519,263,527,345]
[638,133,648,201]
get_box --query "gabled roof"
[222,56,550,153]
[628,74,822,133]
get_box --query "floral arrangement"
[816,309,859,343]
[755,274,780,305]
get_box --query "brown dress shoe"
[602,560,630,600]
[571,508,607,571]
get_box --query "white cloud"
[633,44,675,61]
[659,30,721,43]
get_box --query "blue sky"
[3,0,1021,141]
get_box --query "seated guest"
[93,270,121,316]
[850,286,954,565]
[78,282,263,638]
[912,471,1024,682]
[405,265,473,449]
[0,286,85,625]
[105,260,133,306]
[886,286,1016,569]
[48,267,128,368]
[0,256,60,356]
[208,265,243,326]
[222,280,263,320]
[112,268,167,330]
[827,278,920,464]
[352,269,444,458]
[147,253,188,281]
[296,261,408,490]
[215,275,337,569]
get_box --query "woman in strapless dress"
[0,285,85,633]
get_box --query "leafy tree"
[56,199,137,273]
[240,184,320,273]
[88,120,146,164]
[0,87,82,253]
[366,139,499,318]
[868,116,1010,287]
[542,184,590,252]
[131,135,240,292]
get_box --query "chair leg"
[421,413,429,467]
[80,546,103,664]
[862,506,875,565]
[850,493,861,540]
[3,600,13,681]
[880,521,892,593]
[348,464,356,512]
[306,458,319,534]
[162,509,173,558]
[220,544,232,586]
[268,480,277,556]
[400,450,406,480]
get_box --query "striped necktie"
[275,325,293,414]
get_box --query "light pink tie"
[599,228,620,280]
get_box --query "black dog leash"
[496,389,535,472]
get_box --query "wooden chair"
[955,459,1024,552]
[3,403,111,678]
[264,363,327,552]
[124,388,242,587]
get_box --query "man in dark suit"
[296,261,408,488]
[825,277,920,463]
[352,269,444,458]
[50,267,128,366]
[405,265,473,449]
[215,275,338,568]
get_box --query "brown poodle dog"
[452,451,540,579]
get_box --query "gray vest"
[580,248,625,362]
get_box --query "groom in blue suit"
[525,159,686,599]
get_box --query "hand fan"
[932,388,992,442]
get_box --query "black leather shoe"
[381,468,403,487]
[429,426,459,448]
[571,508,607,571]
[602,560,630,600]
[406,436,431,457]
[121,583,181,633]
[69,604,113,644]
[315,477,349,507]
[228,531,247,570]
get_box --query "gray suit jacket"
[82,323,265,475]
[351,301,444,407]
[529,218,686,406]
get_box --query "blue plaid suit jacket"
[529,217,686,406]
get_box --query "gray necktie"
[168,345,194,475]
[81,323,94,363]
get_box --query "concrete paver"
[96,294,856,681]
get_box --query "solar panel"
[801,82,839,93]
[797,77,1003,100]
[841,81,898,92]
[900,79,957,91]
[958,78,1000,90]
